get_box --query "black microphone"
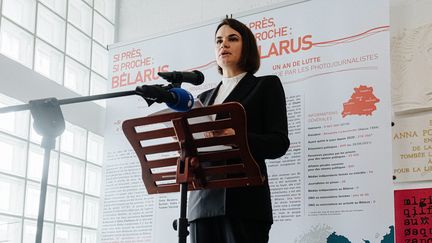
[135,85,194,112]
[158,70,204,86]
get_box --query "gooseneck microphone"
[158,70,205,86]
[135,85,194,112]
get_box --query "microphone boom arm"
[0,84,176,114]
[0,83,185,243]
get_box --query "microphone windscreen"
[190,70,205,85]
[157,70,204,86]
[167,88,194,112]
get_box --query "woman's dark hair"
[215,18,260,74]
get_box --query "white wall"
[116,0,301,43]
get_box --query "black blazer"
[188,73,290,223]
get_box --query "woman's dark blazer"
[188,72,290,223]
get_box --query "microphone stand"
[0,87,170,243]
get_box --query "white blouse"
[213,72,247,105]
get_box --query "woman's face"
[215,25,243,75]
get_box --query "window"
[82,0,94,7]
[39,0,67,18]
[24,182,56,221]
[93,12,114,47]
[0,0,113,239]
[90,72,107,107]
[27,144,59,185]
[64,57,90,95]
[0,174,25,215]
[0,134,27,177]
[66,25,91,67]
[35,39,64,84]
[2,0,36,32]
[56,190,83,225]
[94,0,116,23]
[0,95,29,138]
[83,196,99,228]
[68,0,92,35]
[58,155,85,192]
[61,122,87,159]
[85,164,101,196]
[55,224,81,243]
[23,220,54,243]
[87,132,104,165]
[0,0,114,100]
[0,95,104,243]
[0,215,22,243]
[0,18,34,68]
[92,42,108,78]
[37,4,66,50]
[82,229,97,243]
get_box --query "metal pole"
[35,139,54,243]
[178,182,189,243]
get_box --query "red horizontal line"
[313,25,389,46]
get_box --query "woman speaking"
[188,18,290,243]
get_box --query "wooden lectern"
[122,102,265,243]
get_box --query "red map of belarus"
[342,85,380,118]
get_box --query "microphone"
[158,70,204,86]
[166,88,194,112]
[135,85,194,112]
